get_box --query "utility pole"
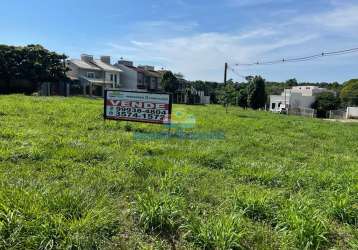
[224,62,228,85]
[224,62,229,113]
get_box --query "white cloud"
[237,28,278,40]
[311,5,358,29]
[131,40,153,47]
[289,3,358,33]
[107,31,317,81]
[104,2,358,82]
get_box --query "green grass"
[0,94,357,249]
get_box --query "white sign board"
[104,90,172,124]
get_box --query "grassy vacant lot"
[0,95,357,249]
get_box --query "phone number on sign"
[107,107,169,121]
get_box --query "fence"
[329,109,347,120]
[329,108,358,120]
[288,107,316,118]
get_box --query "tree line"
[162,71,358,117]
[0,44,68,94]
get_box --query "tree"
[247,76,267,109]
[286,78,298,87]
[160,71,178,93]
[237,87,248,108]
[312,92,340,118]
[245,75,254,82]
[0,44,68,94]
[216,81,237,113]
[340,79,358,107]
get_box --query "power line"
[227,65,247,80]
[234,47,358,67]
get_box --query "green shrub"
[234,196,277,224]
[196,151,232,169]
[124,123,133,132]
[0,188,119,249]
[330,193,358,226]
[134,190,185,236]
[278,200,330,249]
[0,204,24,248]
[184,213,246,249]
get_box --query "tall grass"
[184,213,246,249]
[0,95,357,248]
[134,190,185,237]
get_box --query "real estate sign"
[104,90,172,124]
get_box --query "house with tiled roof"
[67,55,122,96]
[114,60,162,92]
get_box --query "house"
[270,86,333,112]
[114,60,162,92]
[67,55,122,96]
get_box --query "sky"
[0,0,357,83]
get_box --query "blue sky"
[0,0,357,83]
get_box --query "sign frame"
[104,89,172,125]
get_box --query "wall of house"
[104,71,120,88]
[289,93,316,109]
[290,86,334,97]
[115,65,138,90]
[112,64,163,92]
[291,86,317,96]
[270,95,288,112]
[78,67,104,80]
[149,77,158,90]
[68,62,105,81]
[270,87,326,112]
[138,73,145,87]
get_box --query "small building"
[347,107,358,119]
[270,86,332,112]
[186,86,210,105]
[67,55,122,97]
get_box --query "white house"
[270,86,333,112]
[67,55,122,96]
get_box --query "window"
[114,74,117,83]
[110,74,114,82]
[272,103,276,109]
[87,72,95,78]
